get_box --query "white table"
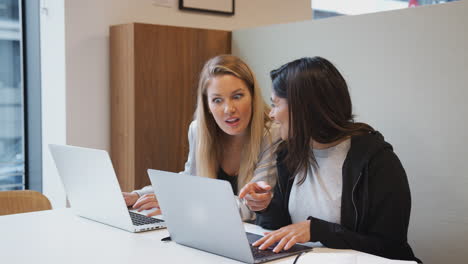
[0,209,412,264]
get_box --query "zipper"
[351,171,362,230]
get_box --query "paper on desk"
[296,253,356,263]
[356,253,418,264]
[297,252,418,264]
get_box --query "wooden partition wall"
[110,23,231,191]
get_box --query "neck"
[311,136,349,150]
[224,132,248,147]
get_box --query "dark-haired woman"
[239,57,421,262]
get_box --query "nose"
[224,101,235,114]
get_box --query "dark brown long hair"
[271,57,374,184]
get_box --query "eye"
[212,98,222,104]
[270,103,276,108]
[233,93,244,100]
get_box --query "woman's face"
[206,75,252,137]
[269,92,289,140]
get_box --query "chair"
[0,190,52,216]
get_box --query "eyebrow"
[209,88,244,97]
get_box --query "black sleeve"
[255,176,292,230]
[308,149,419,262]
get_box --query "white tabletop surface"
[0,208,414,264]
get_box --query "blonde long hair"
[195,55,271,191]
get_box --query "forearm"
[132,185,154,197]
[254,191,290,230]
[308,216,414,261]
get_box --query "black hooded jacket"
[256,131,421,263]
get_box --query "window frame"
[22,0,42,191]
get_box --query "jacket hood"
[347,131,393,170]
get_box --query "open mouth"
[225,118,240,126]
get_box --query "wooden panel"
[110,24,136,192]
[133,23,231,189]
[111,23,231,190]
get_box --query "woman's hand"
[238,181,273,212]
[253,220,311,253]
[122,192,139,206]
[133,193,162,216]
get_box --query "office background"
[40,0,312,209]
[6,0,465,263]
[232,2,468,263]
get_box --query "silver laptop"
[49,144,165,233]
[147,169,311,263]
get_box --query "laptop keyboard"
[251,245,278,258]
[250,242,306,259]
[129,211,164,226]
[246,232,312,261]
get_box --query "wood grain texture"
[0,190,52,215]
[110,24,136,191]
[111,23,231,191]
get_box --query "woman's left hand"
[252,220,311,253]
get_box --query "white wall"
[41,0,310,207]
[64,0,311,151]
[232,2,468,263]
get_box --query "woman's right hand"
[238,181,273,212]
[122,192,139,206]
[133,193,162,217]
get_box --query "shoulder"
[188,120,198,136]
[346,130,399,177]
[189,120,198,131]
[186,120,199,147]
[260,122,282,151]
[349,131,393,162]
[349,131,408,187]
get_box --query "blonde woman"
[123,55,280,220]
